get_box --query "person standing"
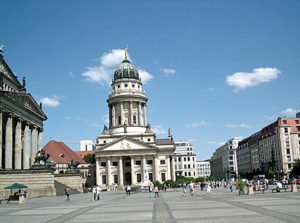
[154,186,159,198]
[65,186,70,202]
[96,185,101,200]
[92,186,96,201]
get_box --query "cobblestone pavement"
[0,188,299,223]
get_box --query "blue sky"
[1,0,299,160]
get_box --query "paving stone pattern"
[0,188,299,223]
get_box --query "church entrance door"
[125,172,131,185]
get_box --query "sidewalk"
[0,188,299,223]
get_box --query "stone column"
[23,123,30,169]
[138,102,142,126]
[15,118,22,169]
[112,105,116,127]
[129,101,133,125]
[131,156,136,184]
[172,155,176,181]
[154,156,159,182]
[107,157,111,190]
[31,126,37,166]
[118,157,123,186]
[109,106,112,128]
[0,111,2,169]
[143,104,148,126]
[5,114,13,169]
[120,102,124,125]
[142,156,146,181]
[96,159,101,186]
[38,129,43,151]
[167,156,171,180]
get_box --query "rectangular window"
[137,174,141,183]
[100,162,106,167]
[178,157,181,162]
[135,160,141,165]
[161,173,166,181]
[184,164,187,169]
[118,116,121,125]
[284,128,288,133]
[125,162,131,167]
[147,160,153,165]
[102,175,107,184]
[160,160,166,165]
[149,173,153,181]
[188,164,190,168]
[112,161,118,166]
[184,157,186,161]
[114,175,118,184]
[133,115,137,124]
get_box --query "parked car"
[296,179,300,185]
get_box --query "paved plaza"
[0,188,299,223]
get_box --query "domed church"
[95,49,176,190]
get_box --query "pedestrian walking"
[181,185,187,197]
[126,185,131,196]
[154,186,159,198]
[96,185,101,200]
[92,186,96,201]
[65,186,70,202]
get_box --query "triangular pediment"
[0,57,22,89]
[4,92,47,120]
[98,136,157,152]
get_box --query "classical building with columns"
[0,51,47,170]
[95,50,175,190]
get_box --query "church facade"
[95,50,176,190]
[0,50,47,170]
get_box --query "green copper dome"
[114,58,140,81]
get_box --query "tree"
[290,159,300,178]
[83,154,96,164]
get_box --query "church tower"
[95,49,175,190]
[108,48,148,135]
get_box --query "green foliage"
[164,180,176,188]
[153,180,162,189]
[290,159,300,177]
[84,154,96,164]
[235,180,246,191]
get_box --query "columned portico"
[31,126,37,166]
[5,114,13,169]
[118,157,123,186]
[14,118,22,169]
[107,157,112,188]
[23,124,30,169]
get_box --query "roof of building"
[43,140,86,164]
[76,151,95,159]
[156,138,174,145]
[113,49,140,81]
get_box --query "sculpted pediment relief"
[99,137,157,152]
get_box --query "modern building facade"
[0,51,47,170]
[210,137,243,179]
[237,116,300,178]
[80,140,95,151]
[174,141,197,177]
[196,160,211,178]
[95,50,175,190]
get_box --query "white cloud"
[82,49,153,85]
[282,108,297,117]
[39,96,61,107]
[207,141,225,146]
[224,123,252,129]
[162,68,176,77]
[185,121,209,129]
[152,125,168,135]
[226,67,280,92]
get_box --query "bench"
[6,195,19,204]
[272,187,289,193]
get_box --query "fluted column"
[31,126,37,166]
[172,155,176,181]
[38,129,43,151]
[96,159,101,186]
[0,111,2,169]
[143,104,147,126]
[131,156,136,184]
[119,157,123,186]
[107,157,112,189]
[5,114,13,169]
[167,156,171,180]
[23,123,30,169]
[154,156,159,182]
[15,118,22,169]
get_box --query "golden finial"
[125,45,128,59]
